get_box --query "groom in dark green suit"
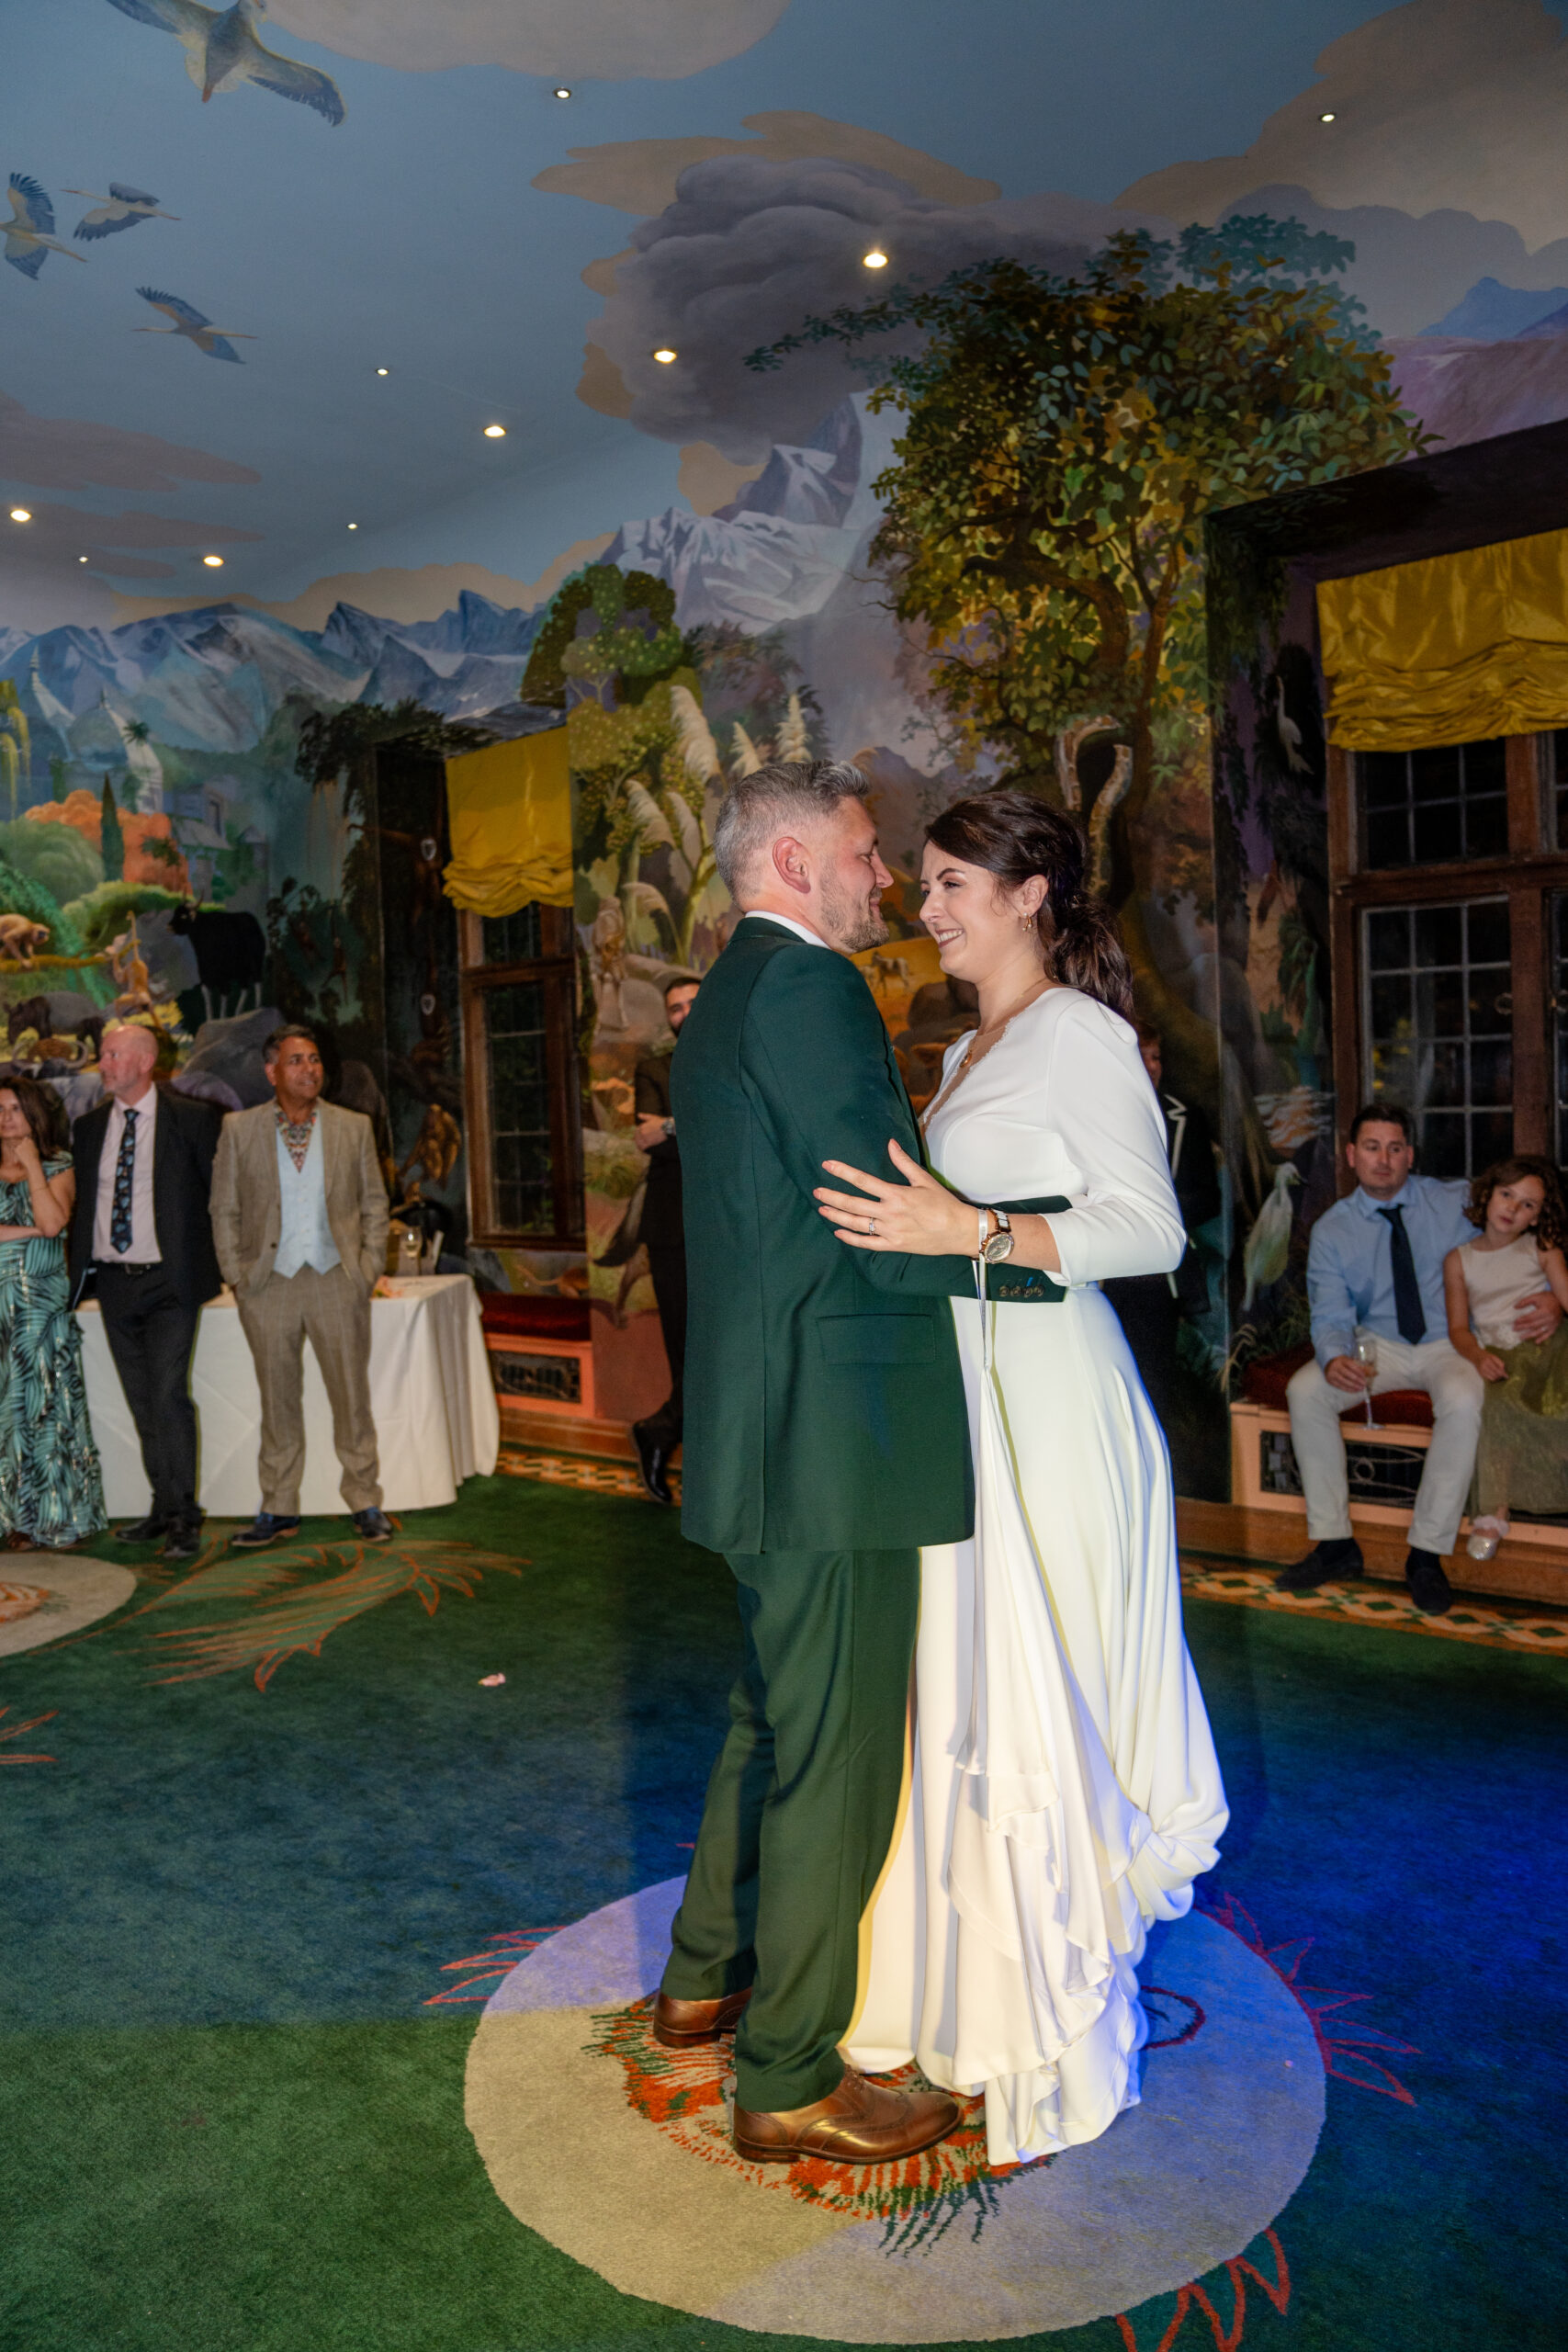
[650,759,993,2166]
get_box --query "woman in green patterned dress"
[0,1075,104,1547]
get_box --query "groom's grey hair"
[714,758,871,897]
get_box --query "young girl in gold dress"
[1443,1156,1568,1559]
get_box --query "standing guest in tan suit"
[210,1024,392,1552]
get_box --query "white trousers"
[1285,1336,1483,1555]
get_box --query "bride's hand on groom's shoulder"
[814,1139,974,1257]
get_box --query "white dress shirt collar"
[742,909,830,950]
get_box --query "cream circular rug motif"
[466,1876,1325,2340]
[0,1555,138,1659]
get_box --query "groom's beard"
[819,871,889,954]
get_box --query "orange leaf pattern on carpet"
[1114,2228,1291,2351]
[0,1701,58,1763]
[587,1996,1039,2248]
[143,1540,525,1690]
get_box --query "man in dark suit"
[1103,1020,1221,1427]
[68,1020,223,1561]
[630,972,700,1504]
[652,759,1058,2169]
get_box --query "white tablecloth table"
[77,1273,501,1518]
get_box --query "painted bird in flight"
[4,176,89,277]
[103,1,345,126]
[66,185,180,241]
[135,286,255,363]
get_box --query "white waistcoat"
[273,1117,342,1279]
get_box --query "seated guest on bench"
[1276,1102,1562,1615]
[1444,1157,1568,1560]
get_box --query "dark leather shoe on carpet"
[115,1515,168,1544]
[160,1522,202,1562]
[353,1508,394,1544]
[734,2069,961,2166]
[651,1986,752,2048]
[231,1513,300,1552]
[1405,1547,1454,1614]
[1274,1536,1362,1592]
[632,1420,673,1505]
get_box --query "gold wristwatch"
[980,1207,1015,1264]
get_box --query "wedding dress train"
[845,988,1229,2165]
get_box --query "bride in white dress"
[814,788,1228,2166]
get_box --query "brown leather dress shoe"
[650,1985,752,2049]
[734,2068,961,2165]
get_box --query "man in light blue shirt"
[1279,1102,1561,1612]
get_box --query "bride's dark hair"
[925,787,1134,1018]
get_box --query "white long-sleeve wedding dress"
[845,986,1229,2165]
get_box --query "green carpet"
[2,1476,1564,2350]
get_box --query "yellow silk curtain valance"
[1316,526,1568,752]
[443,727,572,917]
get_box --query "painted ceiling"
[5,0,1568,640]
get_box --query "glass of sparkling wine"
[1354,1333,1378,1424]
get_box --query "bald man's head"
[99,1023,159,1105]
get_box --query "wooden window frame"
[458,906,584,1250]
[1327,732,1562,1184]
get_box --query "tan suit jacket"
[210,1100,389,1300]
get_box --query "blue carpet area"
[1,1475,1564,2349]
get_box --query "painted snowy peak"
[604,397,897,632]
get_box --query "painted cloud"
[8,503,262,580]
[0,392,259,493]
[268,0,790,80]
[1122,0,1568,253]
[580,155,1168,462]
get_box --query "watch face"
[983,1232,1015,1263]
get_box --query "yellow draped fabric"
[1317,527,1568,751]
[443,728,572,916]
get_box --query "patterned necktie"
[110,1107,138,1255]
[1377,1204,1426,1342]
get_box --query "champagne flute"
[1354,1332,1378,1424]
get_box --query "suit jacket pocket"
[818,1312,936,1366]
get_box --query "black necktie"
[110,1107,138,1255]
[1377,1204,1426,1342]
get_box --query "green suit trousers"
[661,1544,919,2113]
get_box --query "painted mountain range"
[0,401,899,775]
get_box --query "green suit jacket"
[674,915,1005,1555]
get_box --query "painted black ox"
[169,903,268,1021]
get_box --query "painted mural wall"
[7,1,1568,1488]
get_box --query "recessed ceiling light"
[8,507,30,523]
[1319,110,1336,122]
[376,366,389,376]
[79,555,89,563]
[202,554,224,568]
[554,85,571,99]
[483,423,506,437]
[652,346,677,365]
[863,248,889,269]
[347,522,358,530]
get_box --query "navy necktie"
[1377,1204,1426,1342]
[110,1107,138,1256]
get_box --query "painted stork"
[103,1,345,126]
[135,287,255,363]
[4,176,88,277]
[66,185,180,241]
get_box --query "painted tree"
[751,219,1427,1099]
[525,565,727,966]
[0,681,29,822]
[100,775,125,883]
